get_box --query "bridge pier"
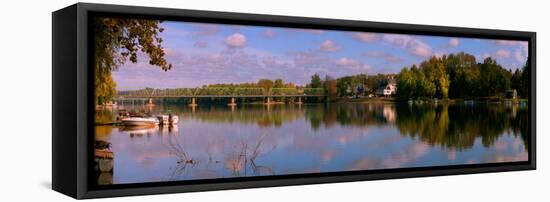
[146,98,155,106]
[189,97,198,107]
[228,97,237,107]
[296,97,303,105]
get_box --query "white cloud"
[189,23,220,37]
[224,33,247,48]
[335,57,360,66]
[263,29,276,38]
[449,38,460,47]
[335,57,371,71]
[297,28,324,34]
[383,34,433,57]
[193,41,208,48]
[497,40,530,63]
[363,51,403,64]
[319,40,340,52]
[515,49,526,63]
[352,32,381,42]
[495,49,511,59]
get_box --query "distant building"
[376,83,397,97]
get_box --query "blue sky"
[113,21,529,90]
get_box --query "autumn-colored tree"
[324,75,338,100]
[420,57,449,98]
[257,79,274,90]
[94,17,171,104]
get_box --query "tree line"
[397,52,529,100]
[206,78,297,89]
[307,73,396,100]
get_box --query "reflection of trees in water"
[189,105,304,128]
[395,104,529,150]
[95,110,116,123]
[305,103,396,130]
[95,126,113,141]
[302,103,528,151]
[508,108,529,150]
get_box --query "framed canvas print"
[52,3,536,199]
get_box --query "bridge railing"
[234,88,265,96]
[117,87,325,98]
[117,89,153,98]
[271,88,298,95]
[194,88,234,96]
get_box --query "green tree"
[274,78,284,88]
[479,58,511,97]
[396,68,415,99]
[309,73,323,88]
[444,53,478,98]
[511,68,523,96]
[420,57,450,98]
[94,17,171,105]
[521,60,530,98]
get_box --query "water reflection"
[95,102,528,185]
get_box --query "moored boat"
[121,117,159,126]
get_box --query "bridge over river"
[115,87,326,107]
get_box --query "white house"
[376,83,397,97]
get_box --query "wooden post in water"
[146,98,155,106]
[228,97,237,107]
[265,97,271,105]
[189,97,198,107]
[296,97,303,105]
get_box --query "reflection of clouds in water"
[493,140,508,151]
[486,152,528,163]
[349,157,382,171]
[364,134,401,149]
[321,150,338,163]
[98,103,529,184]
[512,138,525,153]
[347,141,431,170]
[466,159,478,164]
[447,150,457,161]
[382,142,430,168]
[282,167,322,175]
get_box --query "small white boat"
[121,117,159,126]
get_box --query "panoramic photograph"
[93,17,530,185]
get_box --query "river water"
[94,102,529,185]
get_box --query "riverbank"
[339,97,528,104]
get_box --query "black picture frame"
[52,3,536,199]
